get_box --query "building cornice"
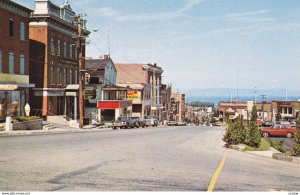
[0,0,33,18]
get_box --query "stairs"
[0,124,5,131]
[47,115,69,126]
[42,121,56,130]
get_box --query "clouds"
[94,0,204,22]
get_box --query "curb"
[272,153,300,164]
[228,144,300,164]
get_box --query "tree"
[293,116,300,156]
[245,105,261,147]
[222,117,246,146]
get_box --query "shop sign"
[127,90,138,100]
[84,89,96,99]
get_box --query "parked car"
[176,121,187,126]
[277,119,290,125]
[144,116,158,127]
[112,117,135,129]
[259,124,297,138]
[167,120,177,126]
[262,121,273,127]
[130,117,146,128]
[212,121,222,126]
[290,121,297,128]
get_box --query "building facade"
[170,93,186,122]
[0,0,34,120]
[115,63,164,120]
[29,0,84,117]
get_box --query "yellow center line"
[207,151,228,192]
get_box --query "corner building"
[29,0,81,117]
[0,0,34,119]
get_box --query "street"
[0,126,300,191]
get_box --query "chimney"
[102,54,109,60]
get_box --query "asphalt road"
[0,126,299,191]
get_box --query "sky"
[16,0,300,92]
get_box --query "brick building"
[115,63,164,120]
[29,0,87,118]
[0,0,34,120]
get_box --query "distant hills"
[181,88,300,97]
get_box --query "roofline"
[0,0,33,16]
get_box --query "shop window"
[20,55,25,74]
[9,52,14,74]
[9,18,14,38]
[20,22,25,41]
[8,91,20,117]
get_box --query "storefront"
[0,84,34,120]
[97,100,132,122]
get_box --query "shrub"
[245,105,261,147]
[223,118,246,146]
[293,131,300,156]
[270,139,286,153]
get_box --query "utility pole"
[261,94,267,122]
[77,14,86,128]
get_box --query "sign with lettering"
[127,90,138,100]
[84,89,96,99]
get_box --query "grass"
[243,139,270,151]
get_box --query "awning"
[97,100,132,109]
[65,84,79,90]
[0,83,35,91]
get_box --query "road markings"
[207,151,227,192]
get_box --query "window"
[0,50,2,72]
[50,61,54,83]
[64,41,67,57]
[74,70,78,84]
[75,47,77,59]
[63,67,67,85]
[50,35,54,54]
[9,19,14,38]
[57,67,61,84]
[69,69,73,84]
[9,52,14,74]
[57,39,61,55]
[20,22,25,41]
[20,55,25,74]
[69,44,73,59]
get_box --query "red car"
[259,124,297,138]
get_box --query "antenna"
[107,28,110,56]
[285,88,288,101]
[236,69,239,102]
[254,86,257,104]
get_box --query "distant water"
[186,96,300,105]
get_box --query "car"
[144,115,158,127]
[259,124,297,138]
[212,121,222,126]
[262,121,273,127]
[277,119,290,125]
[176,121,187,126]
[112,116,135,129]
[290,121,297,128]
[130,117,146,128]
[167,120,177,126]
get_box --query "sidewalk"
[0,125,112,137]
